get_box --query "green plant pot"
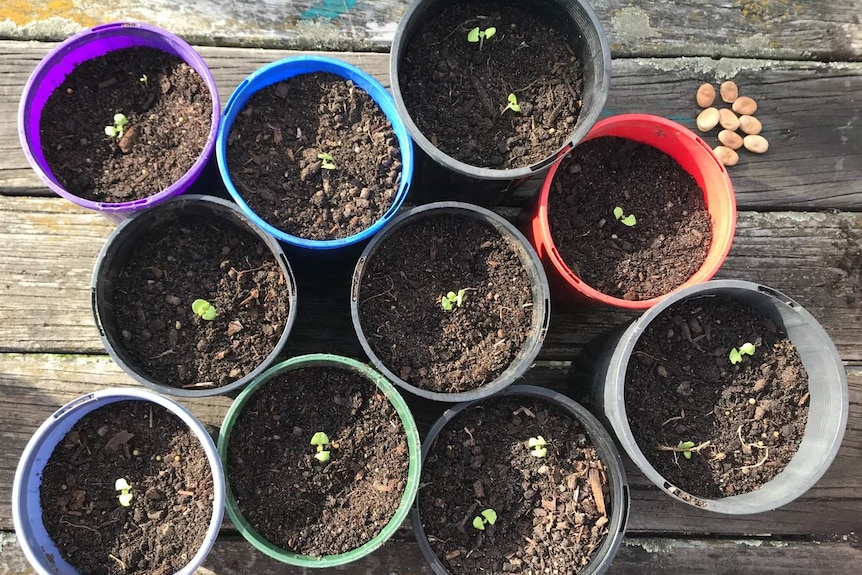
[217,353,421,567]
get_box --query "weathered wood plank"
[2,42,860,209]
[2,197,861,361]
[0,529,860,575]
[0,1,860,60]
[0,354,859,536]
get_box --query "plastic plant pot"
[217,353,422,568]
[592,280,849,514]
[390,0,611,206]
[18,22,221,221]
[413,385,629,575]
[527,113,737,309]
[216,55,414,250]
[12,388,225,575]
[91,194,298,398]
[351,201,551,403]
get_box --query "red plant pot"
[527,114,737,309]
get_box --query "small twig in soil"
[657,440,711,454]
[108,554,126,571]
[181,381,216,389]
[149,405,153,429]
[59,519,100,535]
[428,17,486,46]
[738,447,770,472]
[148,348,176,360]
[456,501,480,530]
[661,409,686,427]
[360,275,396,305]
[633,350,664,364]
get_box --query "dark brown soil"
[226,73,400,240]
[357,214,534,394]
[41,47,212,203]
[226,366,410,556]
[548,137,713,301]
[109,216,290,390]
[399,2,583,169]
[625,296,810,498]
[420,396,611,575]
[40,400,214,575]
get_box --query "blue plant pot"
[216,55,414,250]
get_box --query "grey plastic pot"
[592,280,849,513]
[92,194,298,397]
[412,385,629,575]
[390,0,611,206]
[350,201,551,403]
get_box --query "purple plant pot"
[18,22,220,221]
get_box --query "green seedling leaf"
[114,113,128,128]
[104,126,119,137]
[467,27,480,43]
[140,74,148,85]
[729,347,743,365]
[314,450,331,463]
[118,492,133,507]
[481,509,497,525]
[503,93,521,113]
[739,342,756,356]
[531,447,548,458]
[317,152,336,170]
[484,27,497,40]
[105,113,129,139]
[613,206,637,226]
[472,515,486,530]
[191,299,216,321]
[115,478,131,492]
[527,436,546,448]
[310,432,329,446]
[678,440,696,460]
[441,297,453,311]
[455,289,466,307]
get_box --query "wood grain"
[2,43,860,208]
[0,525,860,574]
[2,197,861,361]
[0,1,860,60]
[0,353,858,536]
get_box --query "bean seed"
[696,83,716,107]
[719,108,741,131]
[718,129,743,150]
[743,134,769,153]
[719,80,739,103]
[732,96,758,115]
[739,115,762,135]
[713,145,739,166]
[696,107,720,132]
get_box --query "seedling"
[472,508,497,531]
[467,26,496,50]
[310,431,331,463]
[440,289,468,312]
[191,299,216,321]
[104,113,129,138]
[115,478,133,507]
[318,152,336,170]
[729,342,756,365]
[528,436,547,458]
[502,93,521,114]
[139,74,148,86]
[613,206,637,227]
[677,440,696,460]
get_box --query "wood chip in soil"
[625,295,810,498]
[419,396,611,575]
[109,216,290,389]
[40,400,214,575]
[226,366,410,556]
[399,1,584,169]
[548,136,713,301]
[40,46,212,203]
[357,213,534,394]
[226,72,400,241]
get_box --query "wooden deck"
[1,2,861,572]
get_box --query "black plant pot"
[91,194,298,398]
[412,385,630,575]
[592,280,849,513]
[350,201,551,402]
[390,0,611,206]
